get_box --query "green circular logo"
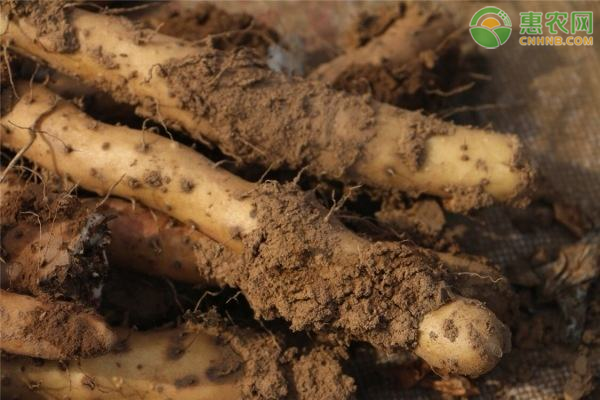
[469,7,512,49]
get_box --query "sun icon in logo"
[469,7,512,49]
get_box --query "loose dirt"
[188,310,355,399]
[237,182,450,351]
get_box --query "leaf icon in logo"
[493,27,511,45]
[470,27,500,48]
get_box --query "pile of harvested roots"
[2,2,595,399]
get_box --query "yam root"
[1,3,534,211]
[310,2,453,83]
[95,197,516,325]
[0,290,116,359]
[1,316,355,400]
[1,194,111,304]
[313,3,464,111]
[90,198,237,286]
[1,83,510,376]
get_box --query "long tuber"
[1,83,510,376]
[1,3,534,211]
[0,290,116,359]
[1,316,355,400]
[93,197,516,325]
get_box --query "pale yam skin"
[0,290,116,359]
[1,327,243,400]
[415,297,510,377]
[1,6,533,210]
[1,321,355,400]
[0,83,511,376]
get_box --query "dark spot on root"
[101,142,110,150]
[136,143,150,152]
[174,375,199,388]
[127,177,141,189]
[144,170,163,187]
[476,159,488,171]
[90,168,98,177]
[112,339,130,353]
[229,226,242,240]
[460,154,470,161]
[429,331,438,340]
[167,345,185,360]
[180,178,195,193]
[443,319,459,342]
[205,358,242,382]
[443,358,459,374]
[81,375,96,390]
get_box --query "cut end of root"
[414,297,511,377]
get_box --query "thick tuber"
[2,2,534,211]
[1,317,355,400]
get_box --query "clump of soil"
[331,47,464,113]
[159,50,378,178]
[288,346,356,400]
[8,0,78,52]
[187,310,355,400]
[236,182,450,351]
[0,296,113,358]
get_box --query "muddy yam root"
[1,83,510,376]
[1,203,111,305]
[310,2,453,84]
[0,290,116,359]
[1,317,355,400]
[2,3,534,211]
